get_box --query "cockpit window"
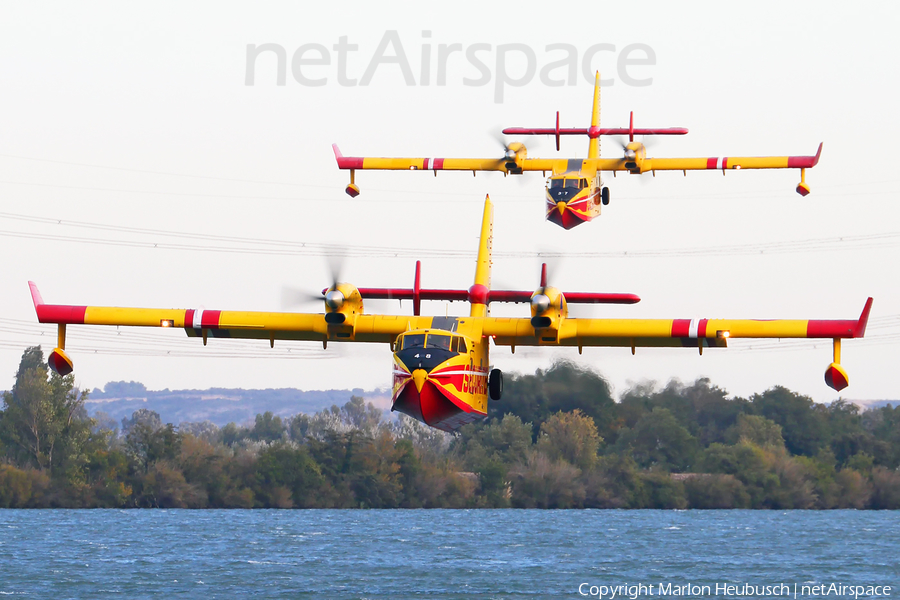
[427,333,452,351]
[400,334,426,350]
[452,336,468,353]
[549,178,583,190]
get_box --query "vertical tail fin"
[587,71,601,159]
[469,196,493,317]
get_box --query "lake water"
[0,510,897,599]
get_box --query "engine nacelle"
[623,141,647,173]
[530,286,567,342]
[323,282,364,334]
[505,142,528,174]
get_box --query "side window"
[454,336,468,354]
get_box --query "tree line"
[1,346,899,509]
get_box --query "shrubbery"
[1,348,899,509]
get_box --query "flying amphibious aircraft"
[334,73,822,229]
[30,197,869,432]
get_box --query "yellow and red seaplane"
[334,73,822,229]
[30,198,868,432]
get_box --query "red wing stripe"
[698,319,708,338]
[706,158,717,169]
[335,156,364,169]
[671,319,691,337]
[434,158,444,170]
[806,319,857,338]
[201,310,222,329]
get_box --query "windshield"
[427,334,452,351]
[400,334,426,350]
[548,178,584,191]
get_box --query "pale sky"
[1,2,897,403]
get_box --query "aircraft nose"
[412,369,428,393]
[557,201,567,215]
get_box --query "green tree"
[640,471,687,509]
[124,410,181,473]
[750,386,828,457]
[509,451,584,508]
[698,442,779,508]
[583,455,646,508]
[455,414,533,470]
[0,347,92,476]
[0,464,38,507]
[140,461,205,508]
[834,468,871,508]
[393,438,421,508]
[254,443,325,507]
[869,467,900,509]
[536,409,602,470]
[618,379,747,446]
[726,414,785,449]
[307,429,403,508]
[861,404,900,468]
[221,422,250,446]
[495,362,616,438]
[826,400,874,466]
[121,408,163,434]
[683,474,750,509]
[613,407,698,472]
[250,411,285,443]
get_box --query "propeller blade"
[280,286,324,310]
[324,247,347,288]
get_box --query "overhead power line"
[0,210,897,260]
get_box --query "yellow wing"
[333,144,560,173]
[481,298,871,349]
[29,282,425,346]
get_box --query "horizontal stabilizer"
[502,127,688,136]
[358,287,640,305]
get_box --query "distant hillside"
[849,399,899,410]
[86,381,392,427]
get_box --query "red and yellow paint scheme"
[30,198,869,432]
[334,73,822,230]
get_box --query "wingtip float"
[334,74,822,229]
[30,198,871,431]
